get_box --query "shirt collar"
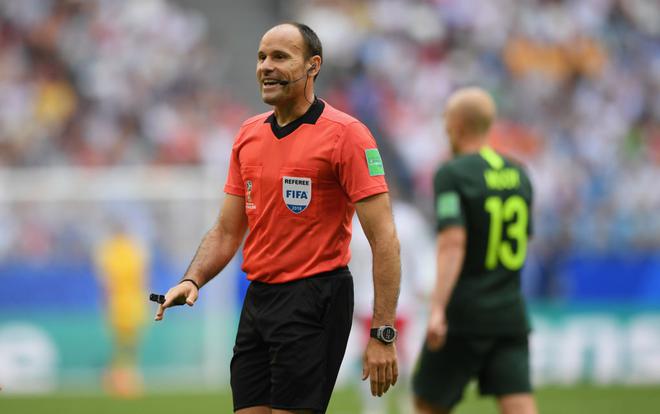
[264,98,325,139]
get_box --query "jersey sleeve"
[433,165,465,232]
[223,135,245,196]
[333,122,389,202]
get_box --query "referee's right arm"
[154,194,247,321]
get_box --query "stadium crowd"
[1,0,659,298]
[0,0,246,168]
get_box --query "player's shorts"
[231,267,354,413]
[412,334,532,410]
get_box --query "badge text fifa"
[282,176,312,213]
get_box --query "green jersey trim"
[480,146,504,170]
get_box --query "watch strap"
[370,325,397,344]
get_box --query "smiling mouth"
[262,80,281,86]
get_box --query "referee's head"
[287,22,322,81]
[257,23,323,106]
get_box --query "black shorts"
[412,334,532,410]
[230,267,354,413]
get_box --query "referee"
[155,23,401,414]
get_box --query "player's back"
[434,147,533,335]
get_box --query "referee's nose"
[257,57,276,80]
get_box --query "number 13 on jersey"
[484,195,529,270]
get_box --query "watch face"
[381,327,396,342]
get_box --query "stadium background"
[0,0,659,412]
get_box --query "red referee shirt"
[224,99,389,283]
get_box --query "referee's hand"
[362,339,398,397]
[154,282,198,321]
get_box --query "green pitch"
[1,385,659,413]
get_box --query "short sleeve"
[223,139,245,196]
[433,166,465,232]
[334,122,389,202]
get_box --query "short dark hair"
[288,22,322,80]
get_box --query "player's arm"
[154,194,247,321]
[355,192,401,397]
[426,225,466,350]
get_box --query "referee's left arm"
[355,192,401,396]
[356,192,401,325]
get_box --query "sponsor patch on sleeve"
[436,191,460,219]
[365,148,385,176]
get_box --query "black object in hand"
[149,293,165,304]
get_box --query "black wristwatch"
[370,325,398,344]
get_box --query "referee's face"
[257,25,308,106]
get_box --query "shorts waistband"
[252,266,351,286]
[308,266,350,279]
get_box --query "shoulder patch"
[365,148,385,176]
[436,191,460,219]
